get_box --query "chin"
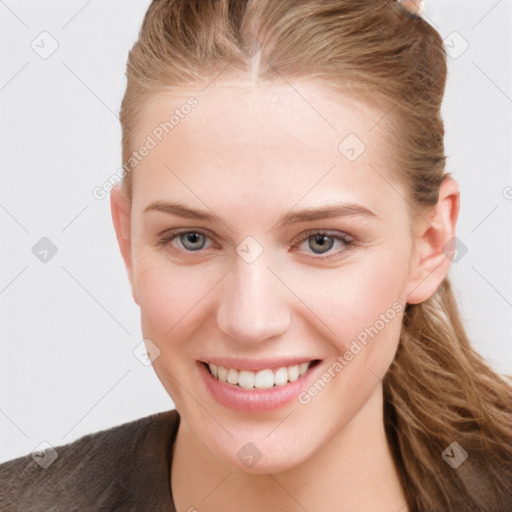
[205,428,319,476]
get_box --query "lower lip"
[198,361,321,412]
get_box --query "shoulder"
[0,409,180,512]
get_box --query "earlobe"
[405,176,460,305]
[110,185,139,305]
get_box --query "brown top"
[0,409,180,512]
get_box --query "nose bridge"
[216,252,291,344]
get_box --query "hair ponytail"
[384,277,512,510]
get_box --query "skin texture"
[111,77,459,512]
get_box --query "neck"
[171,384,409,512]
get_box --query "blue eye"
[158,229,354,260]
[161,231,210,252]
[293,231,354,260]
[179,232,207,251]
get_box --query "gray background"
[1,0,511,462]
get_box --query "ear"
[110,185,139,305]
[405,176,460,305]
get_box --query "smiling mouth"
[201,360,321,390]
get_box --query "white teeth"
[254,369,274,389]
[274,367,288,386]
[207,361,313,389]
[217,365,228,382]
[227,368,239,385]
[238,370,255,389]
[299,362,309,376]
[287,364,299,382]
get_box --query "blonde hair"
[119,1,512,510]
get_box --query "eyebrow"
[144,200,380,230]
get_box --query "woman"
[1,1,511,511]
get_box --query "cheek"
[134,253,212,337]
[338,248,408,368]
[294,245,408,391]
[293,246,408,340]
[293,252,407,433]
[133,255,216,407]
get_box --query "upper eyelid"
[293,228,353,240]
[159,227,353,240]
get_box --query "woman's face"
[117,78,420,473]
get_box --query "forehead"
[134,77,381,155]
[129,77,404,219]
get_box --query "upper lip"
[200,357,320,372]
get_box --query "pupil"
[310,235,333,254]
[182,232,204,250]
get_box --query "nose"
[216,254,291,345]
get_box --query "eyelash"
[157,229,355,261]
[291,230,355,260]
